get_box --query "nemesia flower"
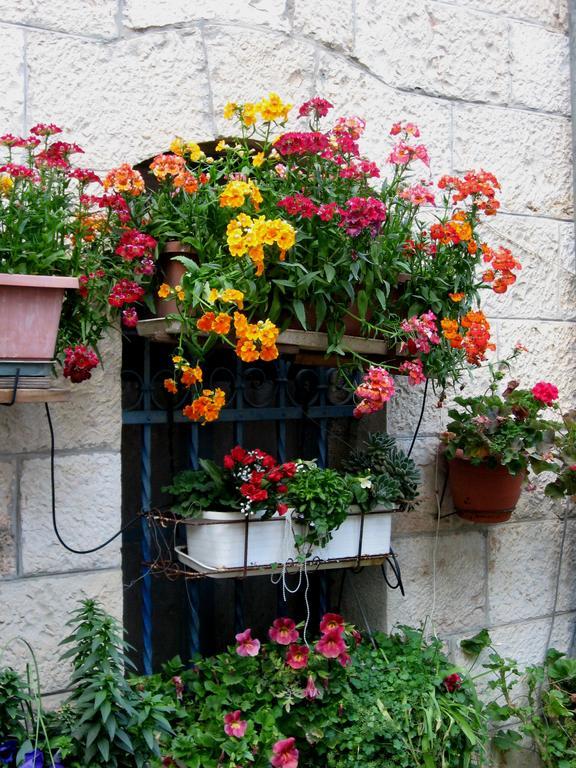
[398,359,426,386]
[339,196,386,237]
[172,675,184,701]
[269,617,300,645]
[259,92,292,122]
[63,345,99,383]
[68,167,101,184]
[223,710,248,738]
[460,310,495,365]
[271,737,299,768]
[286,643,309,670]
[121,307,139,328]
[399,183,435,206]
[389,141,429,167]
[278,193,318,219]
[299,97,334,118]
[182,388,226,424]
[338,651,352,667]
[303,675,319,700]
[531,382,559,405]
[443,673,462,692]
[108,279,145,307]
[274,131,330,157]
[115,229,157,261]
[319,613,345,634]
[353,366,395,418]
[234,628,261,657]
[449,293,465,302]
[30,122,63,137]
[439,170,500,215]
[181,366,203,387]
[103,164,144,196]
[315,628,347,659]
[400,311,440,355]
[164,379,178,394]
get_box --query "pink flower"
[271,737,299,768]
[399,183,435,206]
[319,613,345,635]
[353,366,395,419]
[286,644,309,670]
[338,651,351,667]
[122,308,139,328]
[298,97,334,119]
[235,628,261,657]
[400,311,440,355]
[29,122,63,137]
[443,673,462,692]
[398,359,426,386]
[172,675,184,701]
[332,115,366,141]
[303,675,319,700]
[390,121,420,138]
[63,345,99,383]
[531,382,559,405]
[339,196,386,237]
[278,193,318,219]
[388,141,429,167]
[274,131,330,157]
[223,710,248,738]
[315,629,347,659]
[269,617,299,645]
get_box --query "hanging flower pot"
[0,273,79,363]
[448,455,524,523]
[156,241,195,317]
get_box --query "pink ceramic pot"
[0,273,79,361]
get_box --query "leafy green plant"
[533,410,576,500]
[61,600,172,767]
[345,432,420,508]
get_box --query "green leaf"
[293,299,307,329]
[324,264,336,283]
[460,629,491,656]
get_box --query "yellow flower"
[172,355,184,364]
[259,92,292,122]
[208,288,220,303]
[169,137,186,156]
[187,142,204,162]
[0,175,14,196]
[219,180,262,209]
[158,283,172,299]
[223,102,237,120]
[241,103,258,127]
[220,289,244,308]
[215,140,227,152]
[252,152,265,168]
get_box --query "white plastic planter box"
[181,505,393,576]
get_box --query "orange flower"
[236,338,259,362]
[260,344,279,361]
[449,293,465,302]
[173,171,198,194]
[212,313,232,335]
[164,379,178,394]
[150,154,186,181]
[181,366,203,387]
[158,283,172,299]
[197,312,216,332]
[103,164,144,196]
[183,388,226,424]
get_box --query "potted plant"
[0,124,155,381]
[141,92,522,425]
[441,360,560,522]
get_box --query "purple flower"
[0,740,18,765]
[19,751,43,768]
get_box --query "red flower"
[63,345,99,383]
[531,381,559,405]
[298,97,334,118]
[235,628,260,657]
[319,613,345,635]
[277,503,289,516]
[29,122,63,137]
[315,629,347,659]
[286,643,309,670]
[443,673,462,692]
[303,675,319,700]
[122,308,139,328]
[171,675,184,701]
[278,193,318,219]
[269,617,299,645]
[339,196,386,237]
[223,710,247,738]
[338,651,351,667]
[240,483,268,502]
[271,737,299,768]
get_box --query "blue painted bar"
[140,340,153,675]
[187,423,201,659]
[123,404,355,424]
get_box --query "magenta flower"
[443,673,462,693]
[303,675,319,700]
[338,651,351,667]
[235,628,261,657]
[398,359,426,386]
[531,381,559,405]
[223,710,248,738]
[269,617,300,645]
[319,613,345,635]
[286,644,309,670]
[315,629,347,659]
[271,737,299,768]
[298,97,334,119]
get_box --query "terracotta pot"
[0,273,79,361]
[448,455,524,523]
[156,241,195,317]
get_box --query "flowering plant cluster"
[163,445,297,518]
[0,125,155,381]
[135,92,522,425]
[441,353,561,476]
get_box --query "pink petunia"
[315,629,347,659]
[269,617,300,645]
[235,628,261,657]
[286,644,309,670]
[223,710,248,738]
[319,613,345,635]
[271,737,299,768]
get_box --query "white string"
[430,443,443,636]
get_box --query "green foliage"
[162,460,237,517]
[287,465,354,550]
[345,432,420,507]
[0,667,29,740]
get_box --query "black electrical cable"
[407,377,429,458]
[45,402,142,555]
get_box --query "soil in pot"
[448,455,524,523]
[156,241,195,317]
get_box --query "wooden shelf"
[0,386,70,404]
[137,318,390,358]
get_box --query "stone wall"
[0,0,574,718]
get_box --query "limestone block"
[20,452,121,574]
[27,30,213,169]
[0,0,117,37]
[204,26,316,136]
[487,520,576,624]
[355,0,509,104]
[510,24,570,114]
[293,0,354,50]
[386,530,487,633]
[457,0,565,29]
[454,106,572,218]
[387,379,446,439]
[0,333,122,454]
[0,568,123,692]
[558,222,576,319]
[479,215,561,320]
[123,0,288,32]
[316,52,452,174]
[0,26,24,133]
[494,319,576,408]
[0,461,16,576]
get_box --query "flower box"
[178,506,393,577]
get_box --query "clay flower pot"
[0,273,79,361]
[448,454,524,523]
[156,241,195,317]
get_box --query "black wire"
[45,402,142,555]
[407,377,429,458]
